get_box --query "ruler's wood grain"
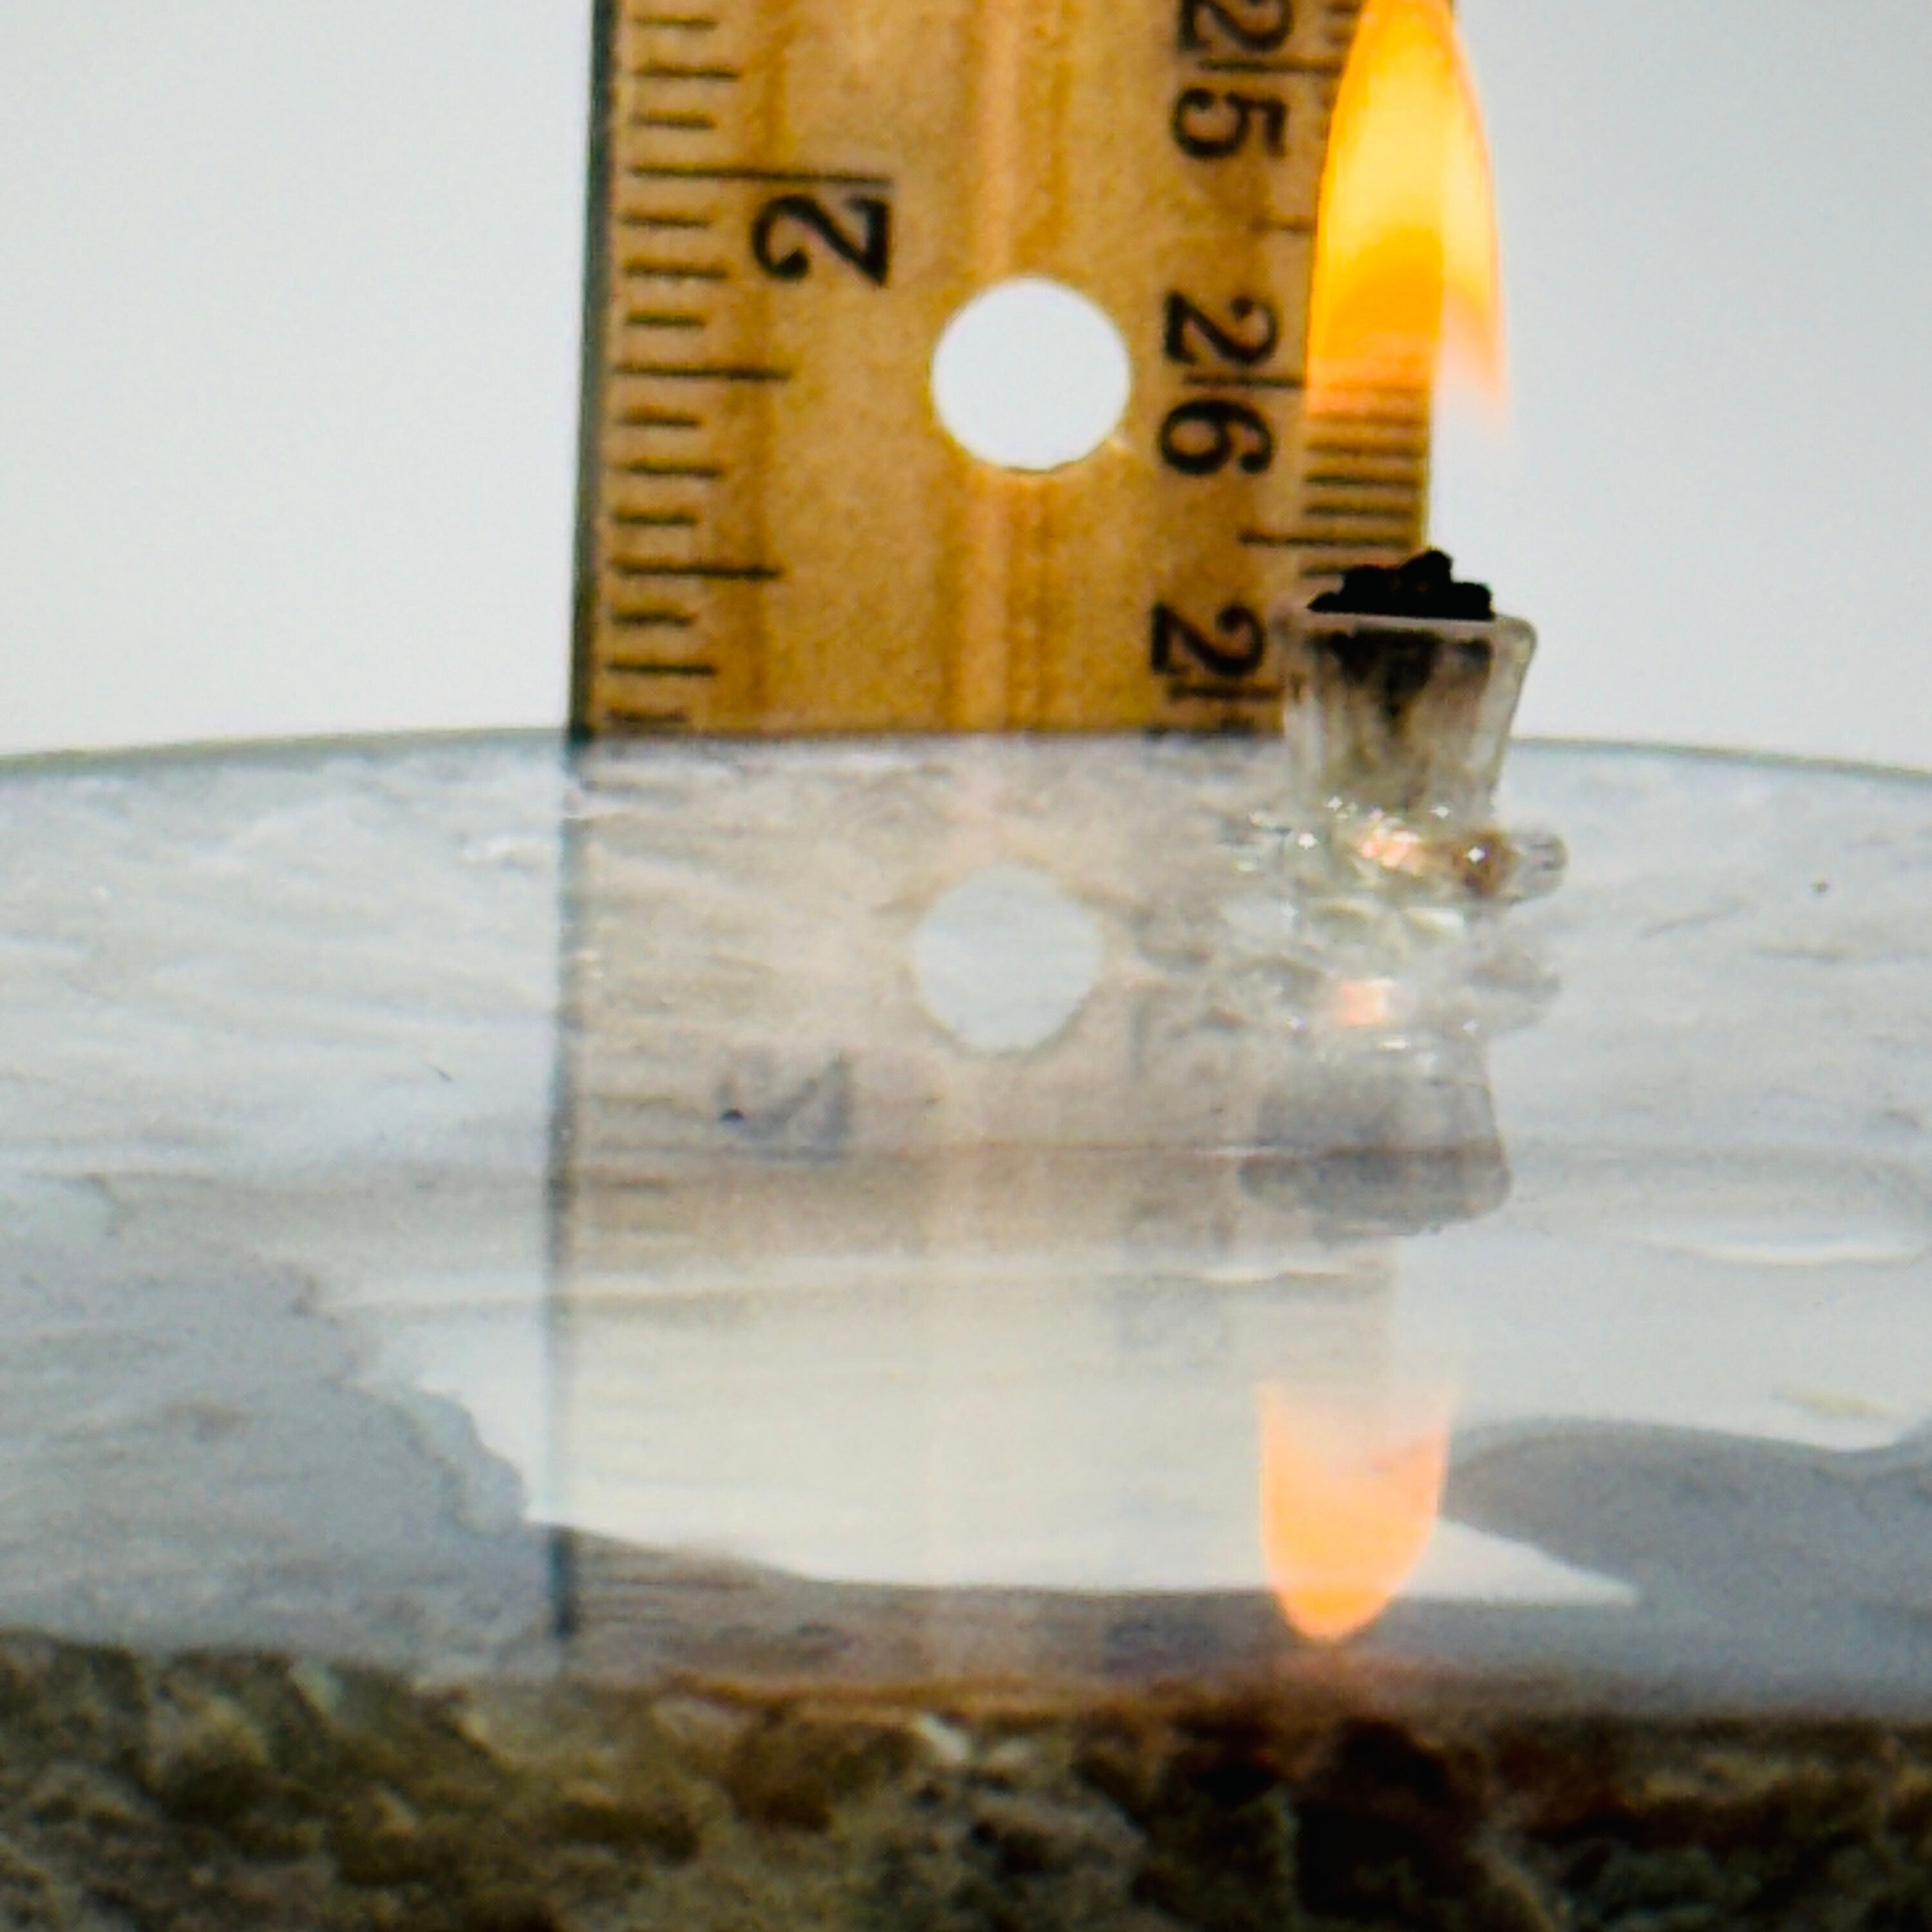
[573,0,1422,735]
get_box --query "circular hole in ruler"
[930,278,1132,473]
[912,864,1104,1054]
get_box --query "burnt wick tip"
[1309,550,1495,623]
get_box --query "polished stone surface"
[0,735,1927,1718]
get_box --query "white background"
[0,0,1927,765]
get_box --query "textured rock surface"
[0,1634,1927,1931]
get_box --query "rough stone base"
[0,1633,1927,1932]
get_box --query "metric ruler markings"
[572,0,1426,736]
[580,0,767,731]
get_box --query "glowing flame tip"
[1305,0,1505,419]
[1260,1388,1450,1645]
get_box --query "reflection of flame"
[1260,1385,1450,1643]
[1332,977,1397,1030]
[1306,0,1504,415]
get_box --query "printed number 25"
[752,194,892,285]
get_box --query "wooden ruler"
[571,0,1426,736]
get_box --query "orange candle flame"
[1305,0,1504,417]
[1259,1385,1450,1643]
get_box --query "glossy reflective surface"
[2,735,1928,1716]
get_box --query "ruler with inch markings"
[571,0,1426,736]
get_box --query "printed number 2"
[1151,603,1268,681]
[1164,293,1280,367]
[1179,0,1292,53]
[752,194,892,285]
